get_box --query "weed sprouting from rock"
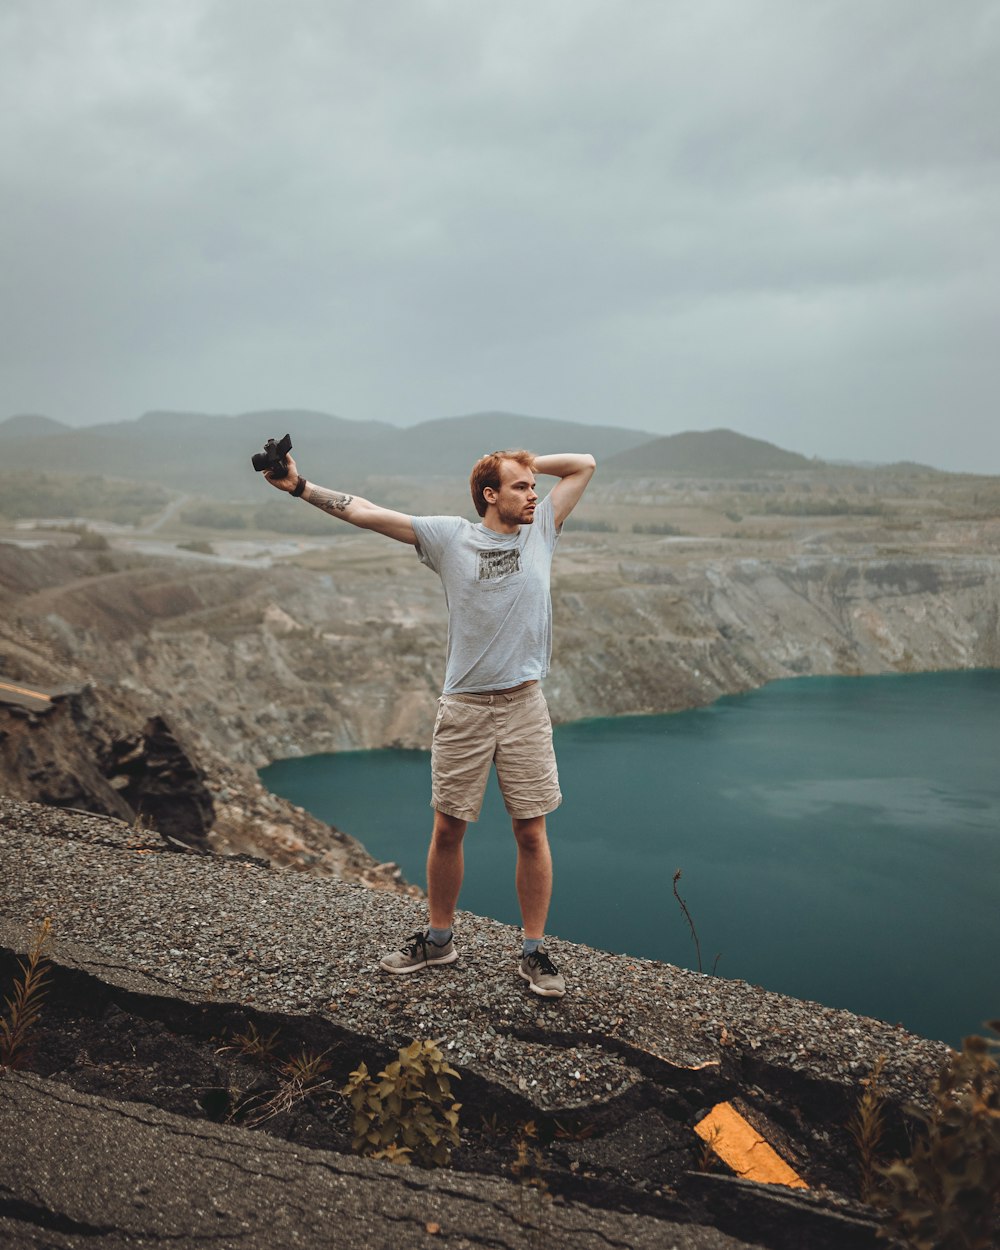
[214,1021,280,1063]
[511,1120,552,1247]
[281,1049,332,1086]
[697,1122,723,1173]
[874,1022,1000,1249]
[552,1116,595,1142]
[848,1053,888,1201]
[242,1048,335,1126]
[1,918,52,1069]
[214,1023,335,1126]
[672,869,721,975]
[343,1039,461,1167]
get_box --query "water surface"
[261,670,1000,1046]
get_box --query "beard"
[498,500,534,525]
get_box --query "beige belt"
[444,680,540,705]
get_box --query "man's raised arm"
[532,453,597,527]
[264,454,417,545]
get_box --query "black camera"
[251,433,292,479]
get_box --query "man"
[265,445,595,996]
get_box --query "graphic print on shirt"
[477,548,522,582]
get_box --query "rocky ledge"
[0,681,415,892]
[1,798,955,1249]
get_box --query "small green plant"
[848,1054,888,1202]
[672,869,721,975]
[1,918,53,1068]
[874,1022,1000,1249]
[343,1039,461,1167]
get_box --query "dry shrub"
[1,918,53,1068]
[875,1023,1000,1250]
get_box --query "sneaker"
[379,929,458,975]
[519,946,566,997]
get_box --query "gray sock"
[522,937,543,957]
[427,926,452,946]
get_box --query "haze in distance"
[2,3,998,473]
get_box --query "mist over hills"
[4,409,946,496]
[3,414,71,437]
[3,409,653,496]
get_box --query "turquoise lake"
[260,670,1000,1047]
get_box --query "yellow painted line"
[0,681,52,703]
[694,1101,808,1189]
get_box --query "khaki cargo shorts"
[431,684,562,822]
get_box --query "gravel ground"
[0,796,949,1116]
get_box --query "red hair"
[469,449,535,517]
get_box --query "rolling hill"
[602,428,815,476]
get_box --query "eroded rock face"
[99,714,215,849]
[0,687,140,820]
[4,543,999,772]
[2,536,998,886]
[0,676,409,889]
[547,554,1000,724]
[0,686,214,849]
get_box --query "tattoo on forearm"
[304,484,354,514]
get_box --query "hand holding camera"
[252,433,302,492]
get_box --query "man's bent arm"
[265,453,416,545]
[533,453,597,527]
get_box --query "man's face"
[489,459,538,526]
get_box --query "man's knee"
[432,810,468,848]
[512,816,547,853]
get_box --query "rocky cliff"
[2,489,998,899]
[3,539,995,770]
[547,549,1000,724]
[0,551,416,890]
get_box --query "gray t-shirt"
[411,493,561,694]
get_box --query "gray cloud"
[2,0,998,470]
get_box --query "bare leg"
[427,810,467,930]
[512,815,553,940]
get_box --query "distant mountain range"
[3,410,938,496]
[3,409,651,496]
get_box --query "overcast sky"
[3,1,999,470]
